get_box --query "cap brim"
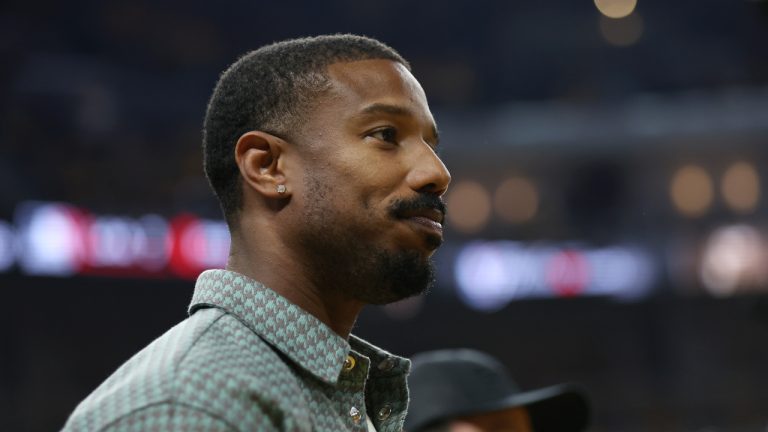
[452,383,590,432]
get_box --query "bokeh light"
[721,161,760,213]
[670,165,714,217]
[594,0,638,19]
[700,225,766,296]
[494,177,539,224]
[446,180,491,234]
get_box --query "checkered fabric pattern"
[62,269,411,432]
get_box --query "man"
[405,349,590,432]
[63,34,450,431]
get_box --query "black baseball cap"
[405,349,590,432]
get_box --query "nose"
[407,144,451,196]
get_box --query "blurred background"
[2,0,768,430]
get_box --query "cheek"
[355,158,407,193]
[336,166,395,198]
[321,147,409,211]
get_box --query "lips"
[400,207,444,225]
[398,207,444,235]
[389,195,447,247]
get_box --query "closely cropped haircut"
[202,34,409,226]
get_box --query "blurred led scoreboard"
[0,201,664,308]
[5,201,229,279]
[452,241,655,311]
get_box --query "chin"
[355,249,436,305]
[424,232,444,251]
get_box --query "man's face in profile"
[287,59,451,304]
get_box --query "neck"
[227,231,365,339]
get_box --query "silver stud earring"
[276,184,286,194]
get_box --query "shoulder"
[64,308,312,431]
[63,308,227,431]
[95,402,237,432]
[67,401,285,432]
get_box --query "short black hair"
[202,34,409,226]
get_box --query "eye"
[369,127,398,144]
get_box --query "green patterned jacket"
[62,269,410,431]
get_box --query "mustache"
[389,194,447,222]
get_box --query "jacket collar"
[189,269,351,385]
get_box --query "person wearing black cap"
[405,349,590,432]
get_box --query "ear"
[234,131,290,199]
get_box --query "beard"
[296,176,437,305]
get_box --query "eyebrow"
[359,103,440,149]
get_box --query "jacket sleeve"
[95,402,279,432]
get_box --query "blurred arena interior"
[2,0,768,430]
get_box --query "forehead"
[321,59,434,124]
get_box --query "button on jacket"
[63,270,410,431]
